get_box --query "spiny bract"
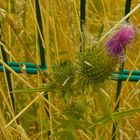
[78,47,117,86]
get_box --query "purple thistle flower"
[106,25,137,57]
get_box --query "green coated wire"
[115,69,140,76]
[0,66,46,74]
[0,61,47,69]
[1,64,140,81]
[111,73,140,82]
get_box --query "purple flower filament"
[106,25,137,57]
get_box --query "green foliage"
[63,99,88,119]
[0,0,140,140]
[54,99,90,140]
[50,61,76,96]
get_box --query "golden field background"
[0,0,140,140]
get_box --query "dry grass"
[0,0,140,140]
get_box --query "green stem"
[80,0,86,52]
[125,0,132,21]
[35,0,50,138]
[1,49,15,110]
[0,28,15,112]
[35,0,46,68]
[112,1,131,140]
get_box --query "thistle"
[78,47,117,87]
[51,61,75,96]
[106,24,137,57]
[78,24,137,87]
